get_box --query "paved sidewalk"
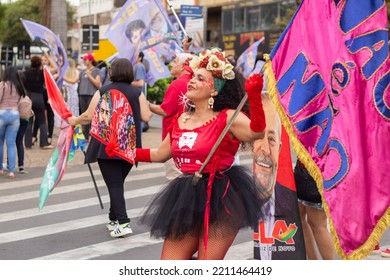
[24,124,162,168]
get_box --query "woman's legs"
[160,224,239,260]
[306,206,335,260]
[45,100,54,142]
[31,92,50,147]
[161,235,199,260]
[98,159,132,224]
[298,203,319,259]
[197,224,238,260]
[16,120,28,169]
[0,110,20,175]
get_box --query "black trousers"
[97,159,133,224]
[16,119,28,167]
[30,92,50,147]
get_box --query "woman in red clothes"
[137,48,266,260]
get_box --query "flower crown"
[189,48,235,80]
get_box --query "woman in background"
[24,56,53,149]
[0,66,27,178]
[63,58,80,117]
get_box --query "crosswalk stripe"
[1,162,165,190]
[0,171,165,203]
[0,184,162,223]
[32,232,160,260]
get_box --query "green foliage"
[147,77,174,104]
[0,0,75,46]
[0,0,41,46]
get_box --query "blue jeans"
[0,109,20,173]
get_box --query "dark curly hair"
[213,69,249,115]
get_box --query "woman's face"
[41,56,49,65]
[130,28,144,45]
[186,68,215,102]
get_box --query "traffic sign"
[180,5,203,18]
[17,40,31,60]
[0,46,13,66]
[82,24,99,51]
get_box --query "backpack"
[18,95,33,119]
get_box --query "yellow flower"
[206,55,225,72]
[222,63,235,80]
[189,56,200,71]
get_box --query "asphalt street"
[0,115,389,260]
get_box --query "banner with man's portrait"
[252,92,306,260]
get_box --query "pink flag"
[265,0,390,259]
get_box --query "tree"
[0,0,75,47]
[0,0,41,46]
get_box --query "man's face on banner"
[99,98,111,126]
[252,97,282,199]
[149,5,167,35]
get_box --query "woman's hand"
[67,116,77,126]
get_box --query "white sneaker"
[106,220,117,231]
[110,223,133,238]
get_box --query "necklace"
[183,113,191,123]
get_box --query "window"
[233,8,245,33]
[246,6,261,32]
[222,10,233,34]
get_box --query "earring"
[208,96,214,109]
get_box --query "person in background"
[131,52,149,132]
[24,56,53,150]
[0,66,27,179]
[41,52,57,145]
[78,52,101,140]
[63,58,80,117]
[15,70,30,174]
[294,159,335,259]
[136,49,266,259]
[97,61,110,86]
[148,52,193,180]
[67,58,152,238]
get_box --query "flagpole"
[83,151,104,209]
[166,0,192,43]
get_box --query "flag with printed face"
[236,37,265,79]
[105,0,179,64]
[21,19,69,88]
[39,68,86,209]
[264,0,390,259]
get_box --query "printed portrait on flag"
[264,0,390,259]
[105,0,179,64]
[236,37,265,79]
[21,19,69,88]
[90,89,137,164]
[252,92,306,260]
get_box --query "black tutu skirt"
[139,165,264,240]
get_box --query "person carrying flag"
[136,48,267,259]
[68,58,152,237]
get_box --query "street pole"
[89,25,93,53]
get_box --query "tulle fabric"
[139,165,263,240]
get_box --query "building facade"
[69,0,296,61]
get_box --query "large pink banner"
[265,0,390,259]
